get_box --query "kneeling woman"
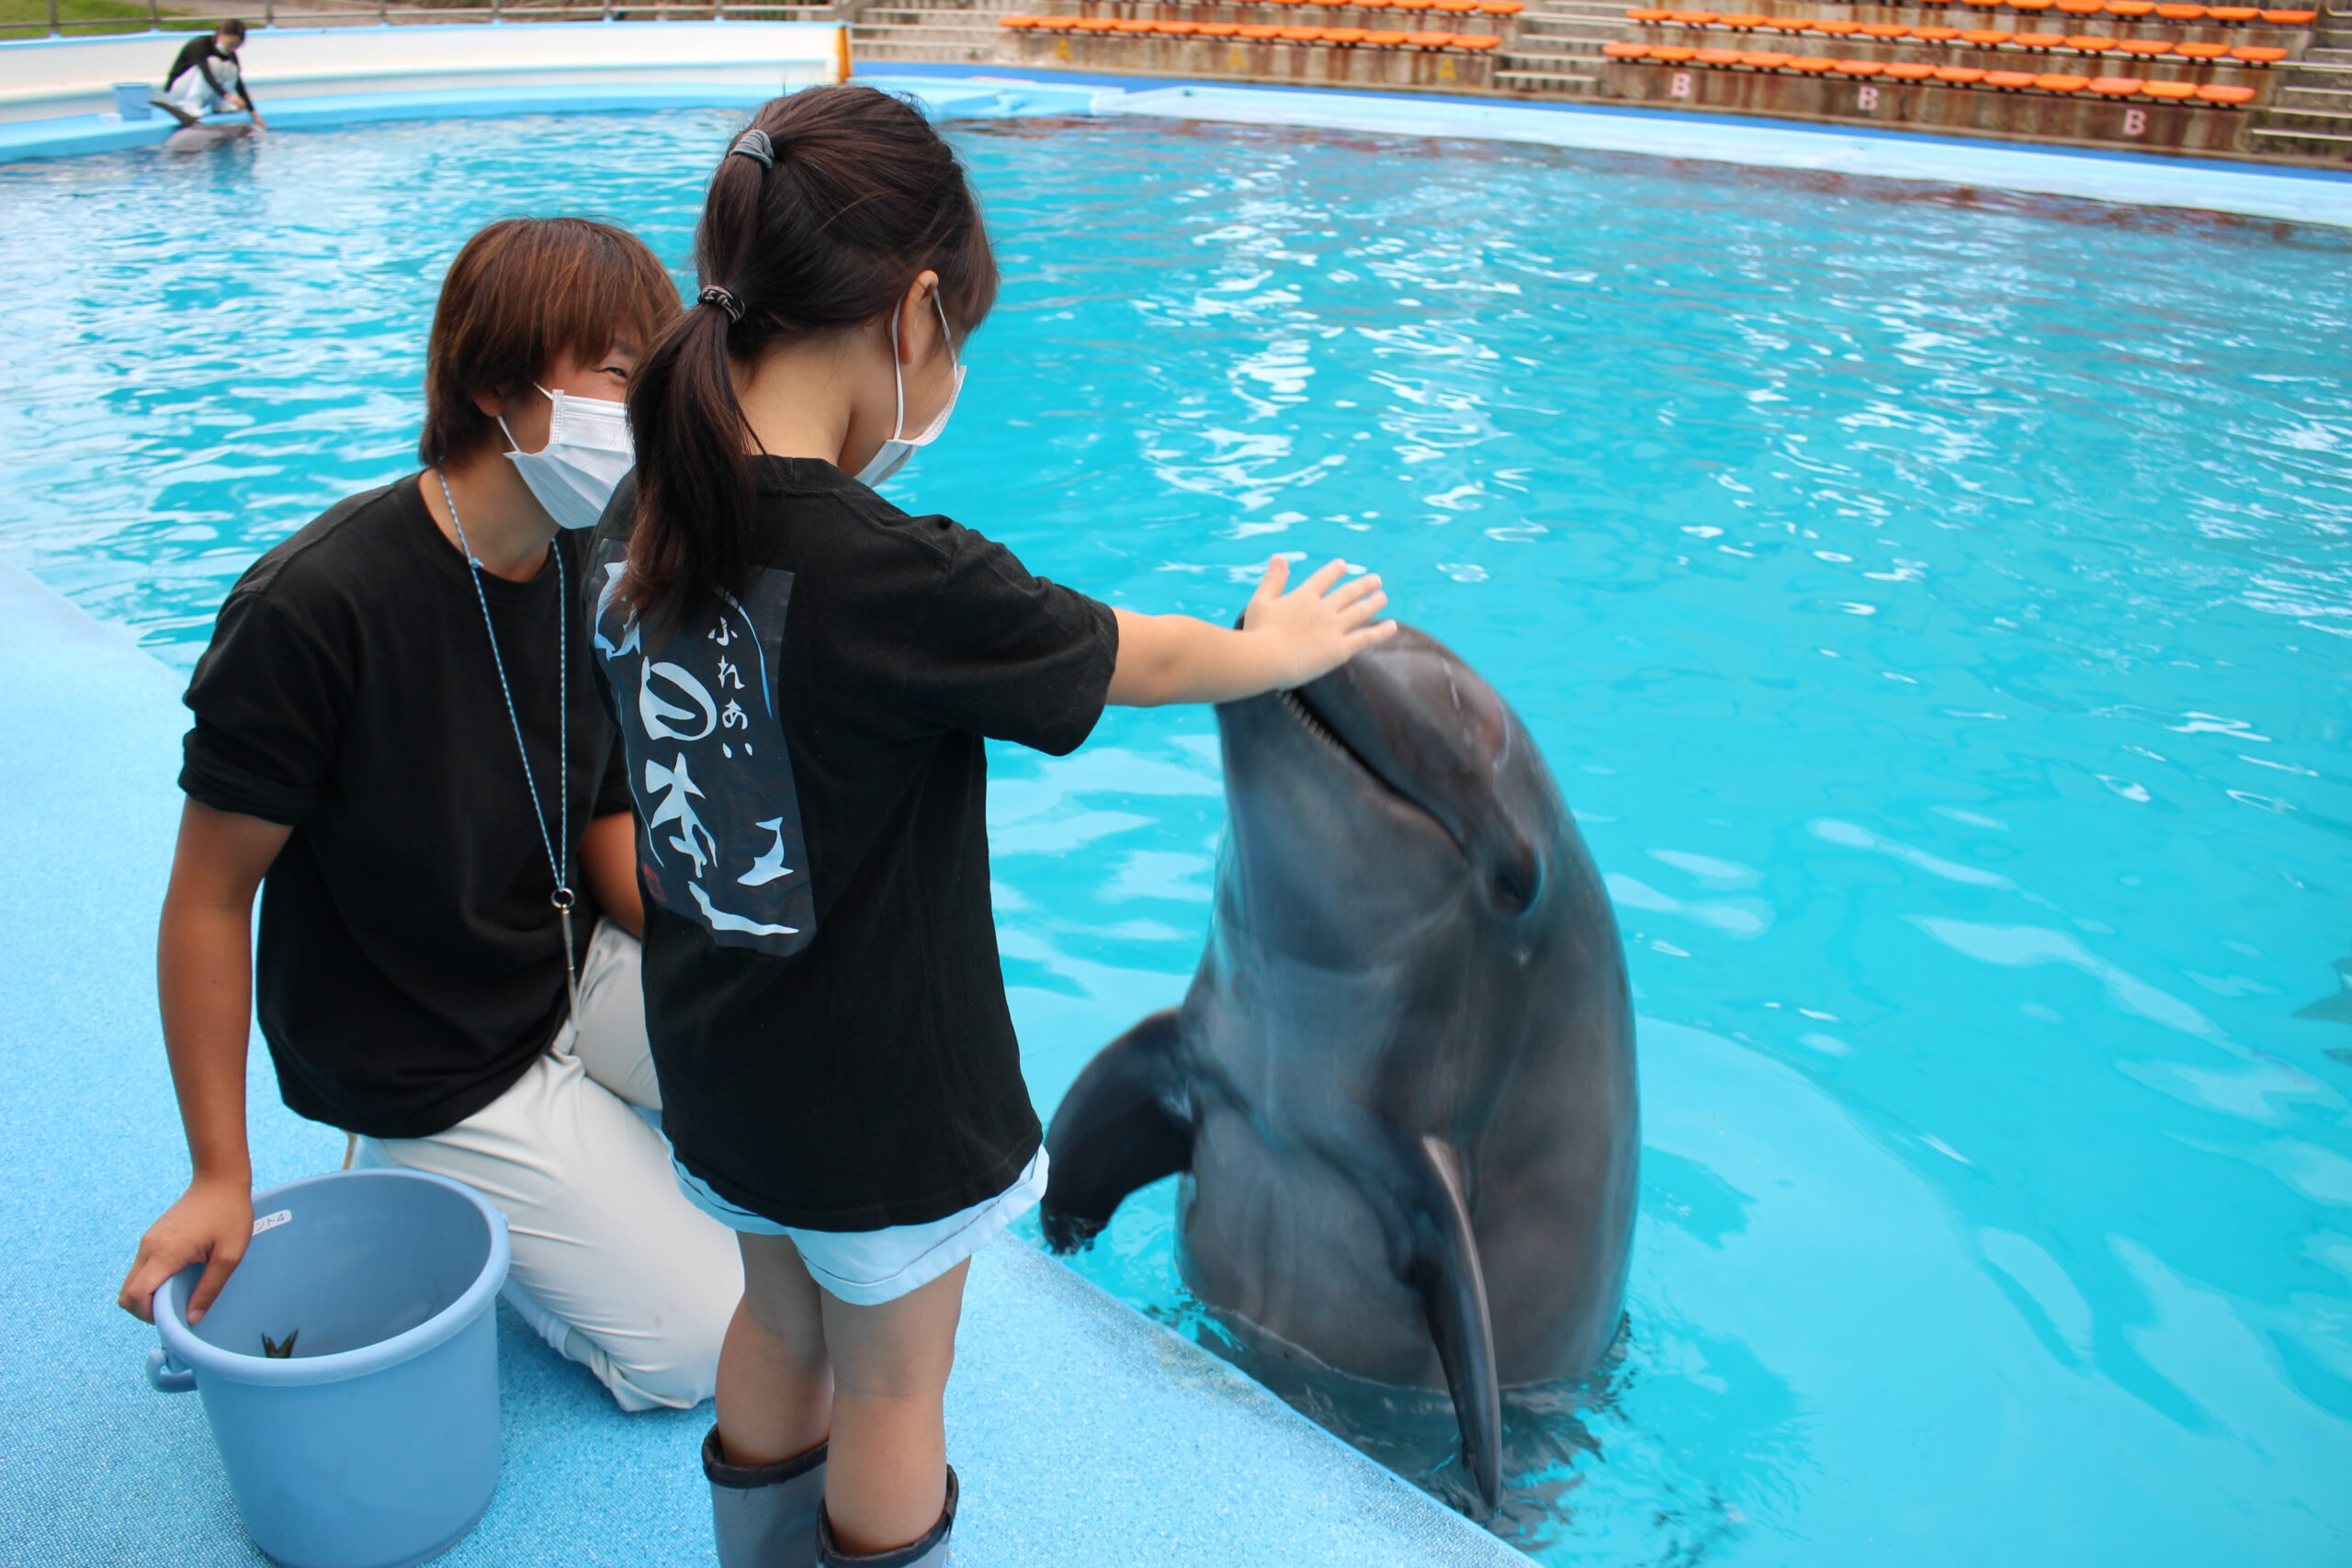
[600,89,1393,1566]
[119,217,742,1415]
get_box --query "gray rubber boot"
[706,1426,828,1568]
[815,1465,957,1568]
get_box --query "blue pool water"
[4,110,2349,1566]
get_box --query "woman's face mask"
[855,295,964,491]
[502,384,633,532]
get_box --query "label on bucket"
[253,1209,291,1236]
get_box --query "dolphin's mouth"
[1278,686,1451,840]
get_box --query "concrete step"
[1493,67,1601,85]
[855,23,1002,39]
[853,36,1006,56]
[2257,103,2352,123]
[1505,44,1606,60]
[2278,83,2352,107]
[2244,125,2352,152]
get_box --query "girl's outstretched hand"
[1240,556,1397,689]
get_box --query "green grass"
[0,0,210,40]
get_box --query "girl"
[592,86,1394,1568]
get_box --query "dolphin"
[1040,625,1639,1514]
[151,98,252,152]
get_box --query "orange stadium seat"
[2014,31,2074,47]
[2153,2,2205,12]
[1626,6,1672,17]
[996,12,1037,24]
[2008,0,2054,11]
[1075,17,1117,29]
[1195,19,1239,32]
[2139,77,2197,95]
[1323,24,1368,39]
[2116,38,2176,53]
[2172,39,2231,54]
[1694,45,1746,62]
[2230,44,2290,60]
[1913,26,1963,39]
[1435,1,1482,14]
[1477,0,1528,12]
[1363,27,1411,41]
[2260,6,2315,17]
[2065,34,2121,49]
[1787,53,1838,69]
[1650,41,1700,57]
[1113,18,1156,32]
[1961,28,2014,41]
[1984,67,2039,84]
[1408,28,1460,43]
[1453,31,1503,45]
[1764,16,1815,29]
[1860,22,1910,36]
[1740,47,1792,63]
[2204,5,2257,16]
[1603,39,1652,54]
[2196,81,2257,100]
[1668,9,1720,22]
[1813,17,1861,33]
[1237,22,1283,37]
[1884,60,1938,77]
[1936,63,1988,79]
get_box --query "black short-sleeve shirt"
[181,476,628,1139]
[589,458,1118,1231]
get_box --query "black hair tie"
[698,286,744,323]
[729,129,775,169]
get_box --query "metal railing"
[15,0,838,39]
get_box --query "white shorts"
[673,1148,1048,1307]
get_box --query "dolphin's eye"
[1491,848,1541,914]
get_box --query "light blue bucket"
[112,83,155,118]
[148,1168,511,1568]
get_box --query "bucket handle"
[146,1346,197,1394]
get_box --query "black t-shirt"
[181,476,628,1140]
[589,458,1117,1231]
[164,36,251,105]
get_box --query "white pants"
[353,919,741,1412]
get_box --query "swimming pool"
[4,107,2347,1566]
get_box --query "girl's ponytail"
[622,86,998,634]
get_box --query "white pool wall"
[0,20,848,123]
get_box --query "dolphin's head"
[1215,625,1563,964]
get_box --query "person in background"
[116,217,743,1416]
[602,85,1395,1568]
[154,18,266,130]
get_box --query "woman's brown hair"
[622,85,998,632]
[419,218,679,468]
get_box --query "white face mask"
[502,384,634,532]
[855,296,964,490]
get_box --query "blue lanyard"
[435,467,580,1023]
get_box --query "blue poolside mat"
[0,557,1522,1568]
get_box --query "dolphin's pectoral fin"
[1040,1010,1194,1254]
[1406,1134,1504,1517]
